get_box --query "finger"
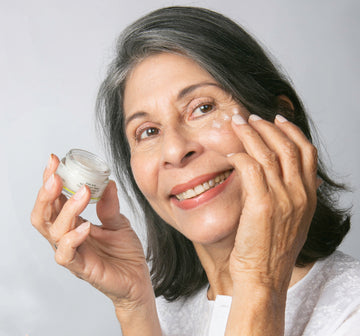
[274,115,318,192]
[96,180,130,231]
[43,154,60,183]
[31,172,64,237]
[54,221,91,270]
[43,153,68,214]
[231,114,281,185]
[247,114,303,187]
[49,185,91,246]
[227,152,268,200]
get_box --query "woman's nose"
[161,128,202,168]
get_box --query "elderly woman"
[31,6,360,336]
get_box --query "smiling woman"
[31,6,360,336]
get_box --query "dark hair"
[96,6,351,301]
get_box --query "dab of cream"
[232,107,240,115]
[222,113,230,121]
[212,120,222,128]
[210,108,241,129]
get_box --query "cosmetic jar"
[56,149,111,203]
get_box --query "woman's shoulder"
[319,250,360,293]
[285,250,360,336]
[289,250,360,294]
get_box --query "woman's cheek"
[130,151,158,197]
[197,121,244,155]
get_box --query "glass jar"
[56,149,111,204]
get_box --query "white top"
[156,251,360,335]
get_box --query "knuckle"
[278,197,294,217]
[48,225,60,242]
[295,187,308,212]
[37,187,51,203]
[242,128,254,138]
[282,141,299,159]
[62,235,73,247]
[30,210,39,228]
[246,160,264,180]
[54,251,68,266]
[247,159,262,174]
[261,151,278,168]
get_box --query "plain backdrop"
[1,0,359,335]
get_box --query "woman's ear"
[276,95,295,119]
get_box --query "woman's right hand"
[30,154,153,312]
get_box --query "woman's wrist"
[226,281,287,336]
[114,292,162,336]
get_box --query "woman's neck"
[193,236,314,301]
[193,235,235,300]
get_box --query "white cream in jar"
[56,149,111,204]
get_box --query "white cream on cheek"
[210,107,240,129]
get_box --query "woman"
[31,6,360,336]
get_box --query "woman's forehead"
[123,53,216,114]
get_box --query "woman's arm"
[114,283,162,336]
[226,281,287,335]
[31,155,162,335]
[225,113,318,335]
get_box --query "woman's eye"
[137,127,160,140]
[192,103,214,118]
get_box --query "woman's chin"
[181,217,239,246]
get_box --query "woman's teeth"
[175,170,232,201]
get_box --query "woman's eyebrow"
[177,82,220,100]
[125,111,149,129]
[125,82,220,128]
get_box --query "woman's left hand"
[227,113,318,294]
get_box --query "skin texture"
[31,52,318,335]
[124,53,250,245]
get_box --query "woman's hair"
[96,6,351,301]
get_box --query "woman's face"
[124,53,250,244]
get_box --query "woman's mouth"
[174,170,232,201]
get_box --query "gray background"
[1,0,359,335]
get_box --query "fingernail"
[232,114,247,125]
[75,221,90,233]
[73,185,87,200]
[249,114,262,122]
[45,174,55,191]
[276,114,288,123]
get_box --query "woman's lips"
[170,170,234,210]
[170,170,232,196]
